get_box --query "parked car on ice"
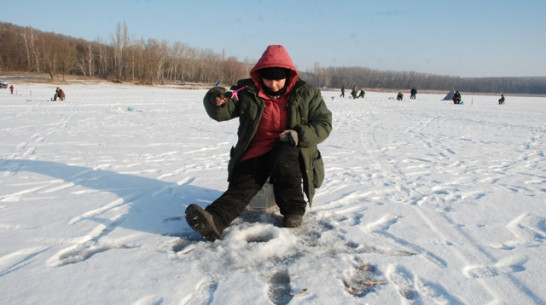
[0,80,8,88]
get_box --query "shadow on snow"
[0,159,223,236]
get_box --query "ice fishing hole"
[246,231,276,243]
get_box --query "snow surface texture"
[0,82,545,305]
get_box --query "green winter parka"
[203,78,332,205]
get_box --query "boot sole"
[185,204,222,241]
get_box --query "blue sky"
[1,0,545,77]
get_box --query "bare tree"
[112,22,129,81]
[21,27,37,71]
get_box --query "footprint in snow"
[341,261,385,297]
[180,274,218,305]
[386,264,419,302]
[388,264,465,304]
[498,212,546,249]
[463,255,527,279]
[50,241,136,266]
[415,277,465,305]
[267,270,294,305]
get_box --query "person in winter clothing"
[357,89,365,99]
[410,87,417,99]
[453,90,462,104]
[340,86,345,97]
[9,84,14,94]
[397,92,403,101]
[53,87,65,101]
[351,85,357,99]
[185,45,332,241]
[498,94,505,105]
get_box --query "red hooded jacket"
[241,45,300,161]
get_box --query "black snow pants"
[205,141,306,233]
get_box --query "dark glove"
[209,87,227,107]
[280,130,298,147]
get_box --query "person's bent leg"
[268,142,307,223]
[205,156,269,232]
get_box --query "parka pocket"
[312,151,324,188]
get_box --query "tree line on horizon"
[1,22,544,94]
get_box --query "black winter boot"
[185,204,222,241]
[283,214,303,228]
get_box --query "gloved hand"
[210,87,227,106]
[210,86,246,106]
[280,130,298,147]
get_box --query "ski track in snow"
[0,84,545,304]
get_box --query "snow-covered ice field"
[0,82,545,305]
